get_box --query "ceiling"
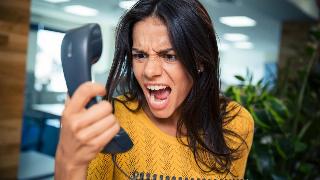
[30,0,318,61]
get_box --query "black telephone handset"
[61,23,133,154]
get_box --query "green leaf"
[263,97,289,127]
[234,75,245,82]
[294,140,307,153]
[249,74,253,85]
[251,149,263,174]
[298,121,312,140]
[272,98,289,117]
[262,81,270,93]
[225,87,235,98]
[251,144,274,173]
[275,140,287,159]
[232,87,241,103]
[298,162,313,174]
[264,103,285,127]
[257,79,263,87]
[250,108,270,129]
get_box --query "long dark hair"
[104,0,246,176]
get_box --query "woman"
[55,0,254,179]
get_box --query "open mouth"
[146,85,172,105]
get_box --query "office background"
[0,0,319,179]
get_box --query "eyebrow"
[132,47,175,54]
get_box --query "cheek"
[132,62,143,81]
[171,67,193,98]
[179,76,193,96]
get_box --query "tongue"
[152,88,170,100]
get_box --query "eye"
[164,54,177,62]
[132,53,147,60]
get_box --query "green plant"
[224,24,320,180]
[274,24,320,179]
[225,72,291,179]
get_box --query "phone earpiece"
[89,26,102,65]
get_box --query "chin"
[149,109,174,119]
[144,98,176,119]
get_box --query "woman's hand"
[54,82,120,180]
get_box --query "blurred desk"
[32,104,64,117]
[18,151,55,180]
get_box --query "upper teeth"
[147,85,167,91]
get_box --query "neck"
[142,101,187,137]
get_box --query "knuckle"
[75,133,86,144]
[108,114,116,122]
[79,84,91,95]
[106,115,117,126]
[88,140,96,147]
[92,144,102,152]
[70,122,79,132]
[83,81,93,87]
[88,141,101,151]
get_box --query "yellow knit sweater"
[87,100,254,180]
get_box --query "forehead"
[132,17,172,49]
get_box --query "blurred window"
[34,29,66,93]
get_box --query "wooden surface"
[0,0,30,178]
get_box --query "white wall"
[220,49,267,86]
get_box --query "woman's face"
[132,17,193,119]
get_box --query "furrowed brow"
[132,48,146,53]
[156,48,175,54]
[132,47,175,54]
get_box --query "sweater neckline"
[138,108,188,144]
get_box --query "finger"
[88,123,120,149]
[69,101,113,131]
[65,82,106,114]
[76,115,118,143]
[73,124,120,163]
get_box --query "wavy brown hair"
[104,0,246,176]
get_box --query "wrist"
[55,160,88,180]
[55,149,88,180]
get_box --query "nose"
[143,55,162,79]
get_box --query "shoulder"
[223,101,254,153]
[223,101,255,177]
[224,101,254,136]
